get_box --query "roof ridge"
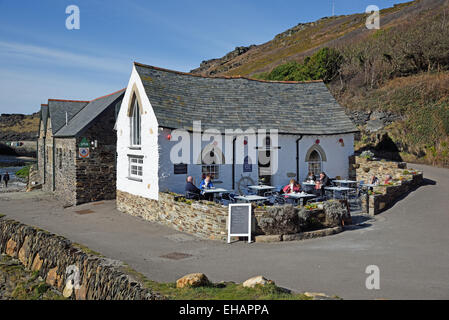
[48,99,90,103]
[89,88,126,102]
[133,62,324,84]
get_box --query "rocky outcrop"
[0,216,164,300]
[0,112,39,142]
[190,45,256,76]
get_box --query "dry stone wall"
[0,216,163,300]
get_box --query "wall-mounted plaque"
[174,163,187,174]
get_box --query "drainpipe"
[296,135,304,182]
[232,137,236,190]
[43,137,46,184]
[52,138,56,191]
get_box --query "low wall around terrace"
[363,173,423,215]
[354,157,424,215]
[0,216,163,300]
[117,190,229,241]
[117,190,351,242]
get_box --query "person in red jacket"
[283,179,301,194]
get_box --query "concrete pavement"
[0,163,448,299]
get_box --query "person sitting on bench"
[185,176,201,200]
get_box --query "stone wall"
[354,156,424,215]
[364,173,423,215]
[74,106,117,206]
[117,190,351,242]
[43,118,54,192]
[54,137,77,207]
[355,156,408,183]
[0,216,163,300]
[37,138,45,184]
[117,190,229,241]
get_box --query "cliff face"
[0,112,39,141]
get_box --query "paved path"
[0,163,448,299]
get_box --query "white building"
[116,62,358,200]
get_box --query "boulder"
[176,273,210,288]
[242,276,275,288]
[257,205,300,235]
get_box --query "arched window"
[307,150,322,176]
[199,144,224,180]
[130,94,141,146]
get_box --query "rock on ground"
[242,275,275,288]
[176,273,210,288]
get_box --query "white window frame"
[128,155,143,181]
[202,164,220,180]
[130,95,141,147]
[307,150,322,176]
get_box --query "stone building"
[115,62,358,206]
[37,89,125,206]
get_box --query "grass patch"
[15,165,30,179]
[120,263,311,300]
[72,242,104,257]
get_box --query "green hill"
[191,0,449,167]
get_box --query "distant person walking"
[3,172,9,188]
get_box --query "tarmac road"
[0,163,448,299]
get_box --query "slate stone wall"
[42,119,54,193]
[74,106,117,205]
[54,138,77,207]
[355,157,424,215]
[0,216,163,300]
[117,190,229,241]
[40,106,118,207]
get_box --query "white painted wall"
[158,129,259,194]
[116,66,355,199]
[158,131,354,195]
[116,65,160,200]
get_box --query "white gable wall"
[116,66,160,200]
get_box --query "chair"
[185,191,200,200]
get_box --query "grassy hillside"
[0,113,39,141]
[191,0,449,167]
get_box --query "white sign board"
[227,203,252,243]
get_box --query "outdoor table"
[248,185,276,196]
[333,180,358,187]
[301,181,316,193]
[285,192,317,206]
[234,195,269,204]
[201,188,231,201]
[325,186,354,199]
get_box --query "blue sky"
[0,0,409,114]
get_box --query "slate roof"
[47,100,89,134]
[55,89,125,137]
[134,62,358,135]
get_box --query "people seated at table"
[315,172,331,197]
[369,175,379,186]
[200,174,214,201]
[185,176,201,199]
[283,179,301,194]
[383,174,393,184]
[305,172,316,182]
